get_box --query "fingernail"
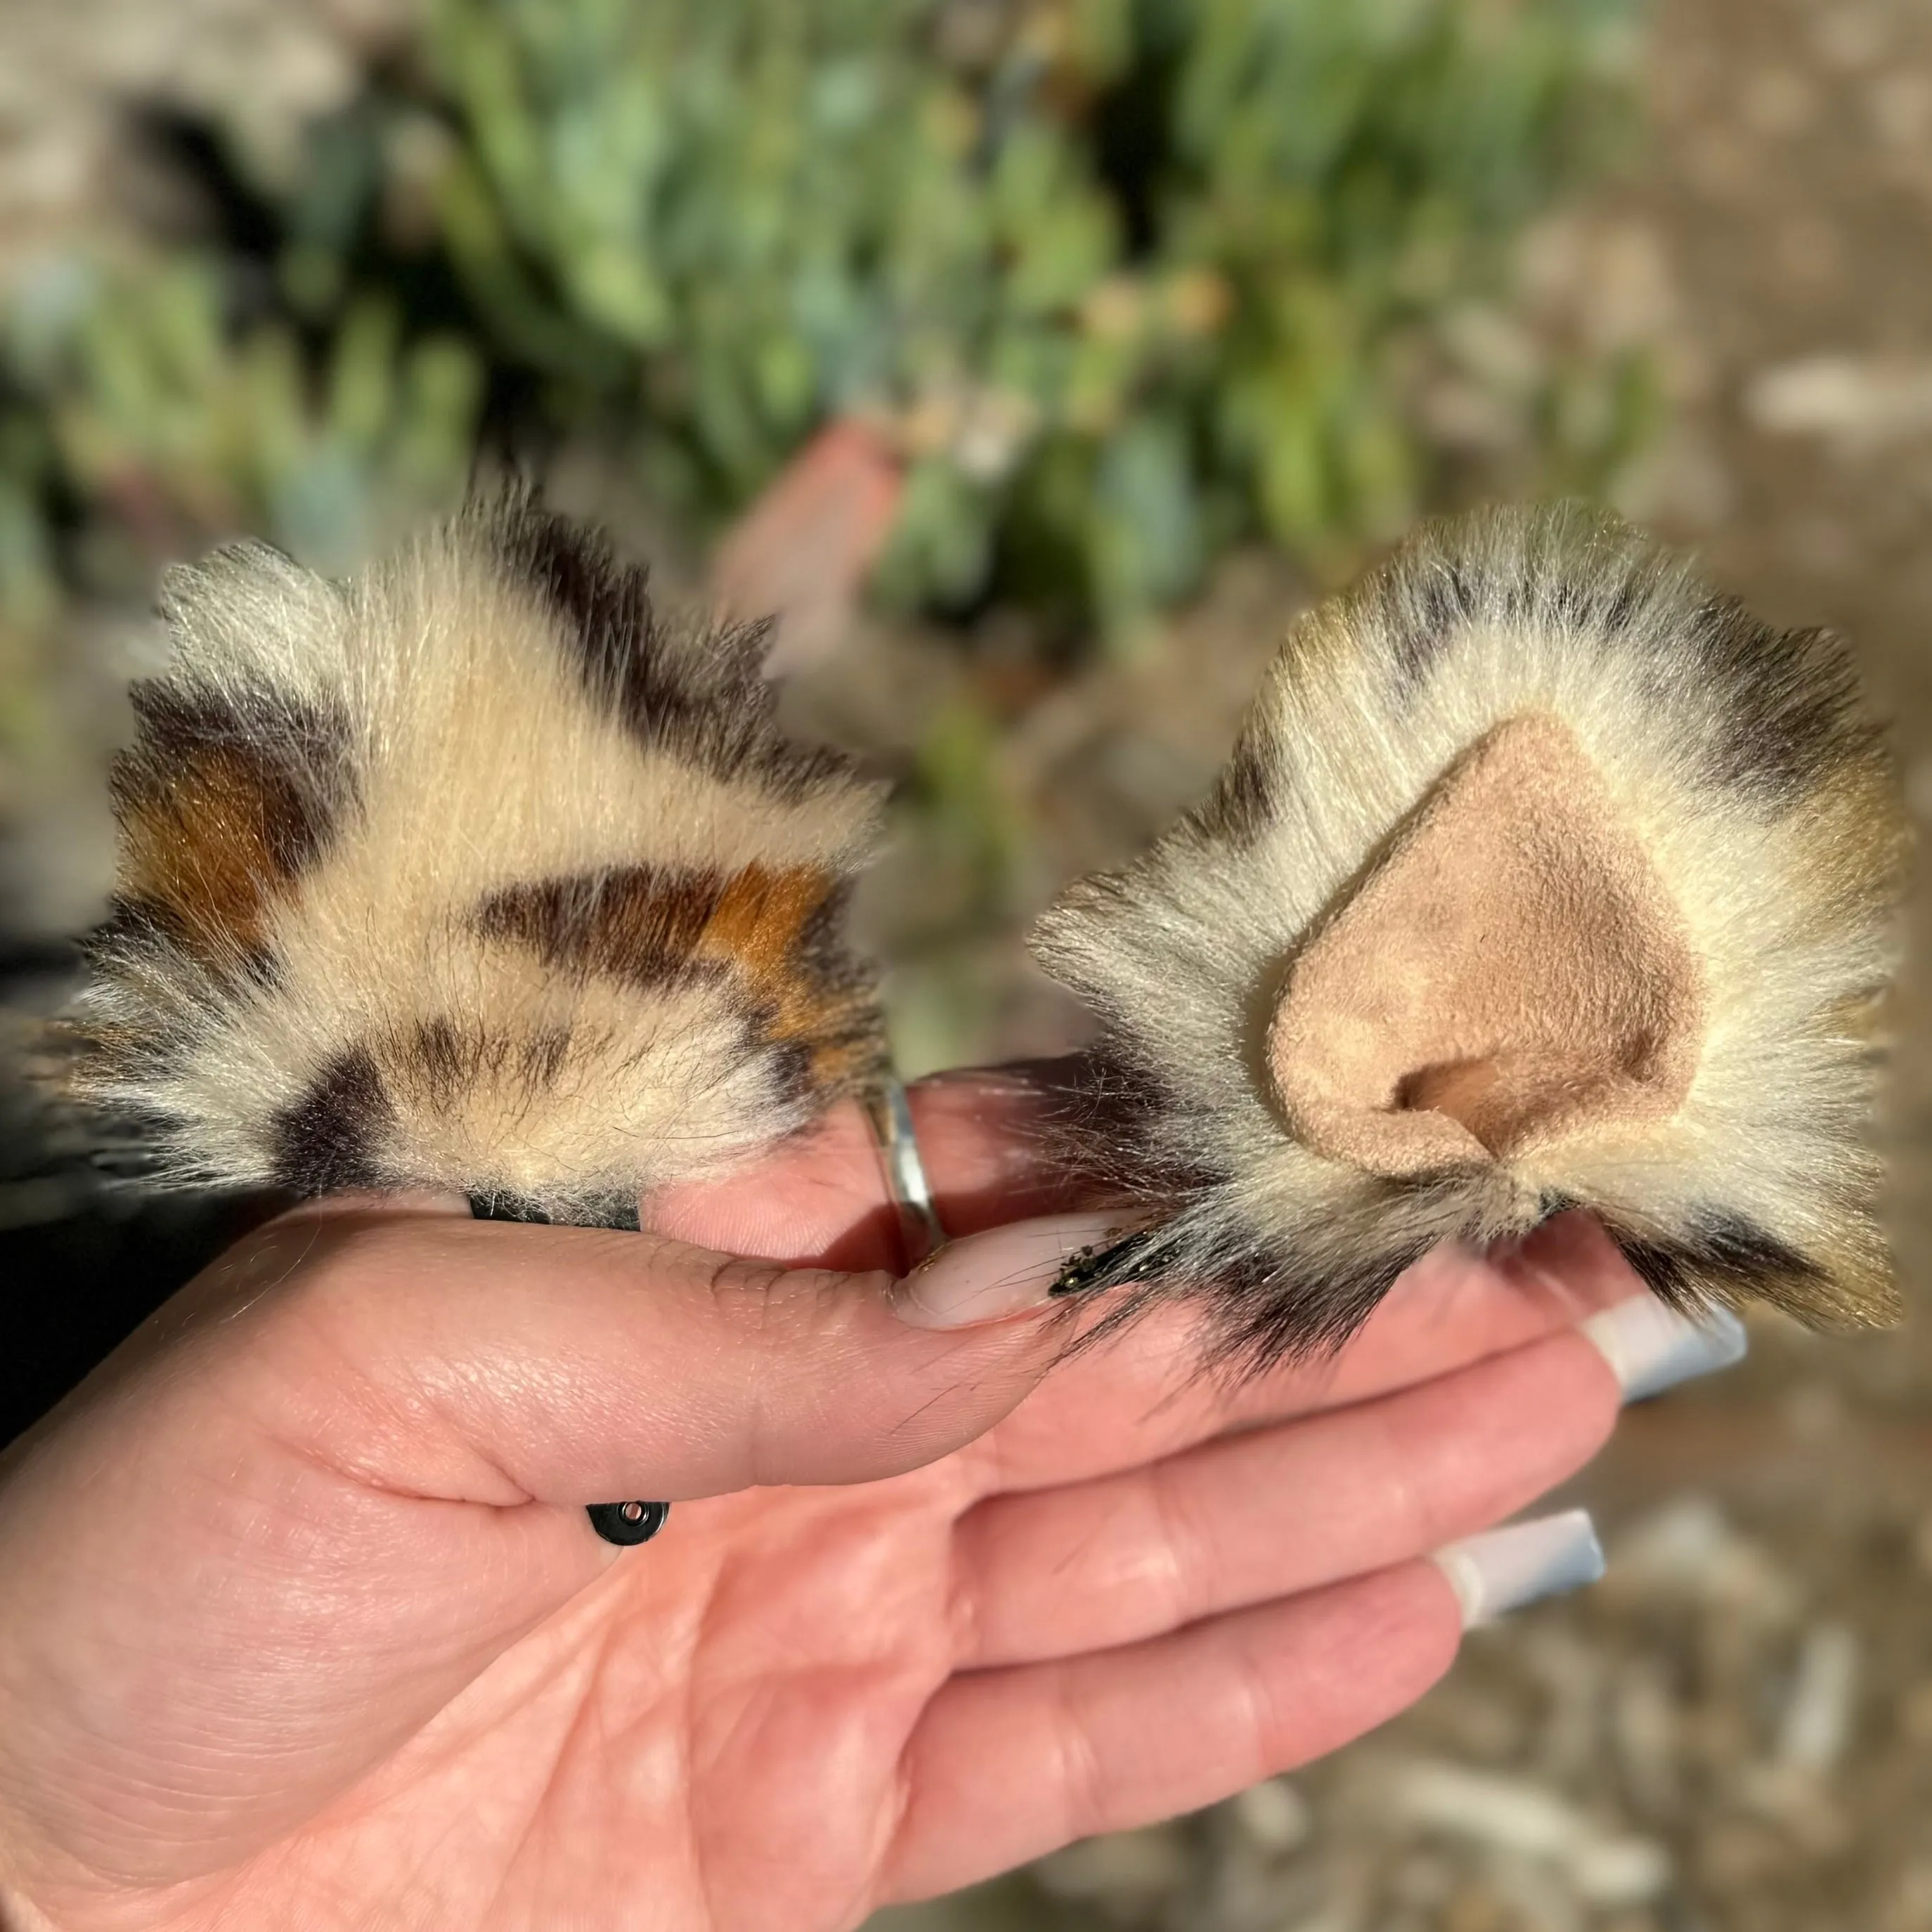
[1581,1295,1748,1402]
[1432,1509,1605,1628]
[893,1213,1127,1330]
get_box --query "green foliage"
[420,0,1639,632]
[0,243,481,800]
[5,257,483,581]
[0,0,1643,648]
[0,395,61,779]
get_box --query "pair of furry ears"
[67,492,1906,1361]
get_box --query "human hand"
[0,1065,1712,1931]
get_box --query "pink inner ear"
[1266,711,1705,1178]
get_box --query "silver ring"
[864,1074,946,1269]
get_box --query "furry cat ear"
[64,488,889,1224]
[1032,503,1907,1368]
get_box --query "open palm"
[0,1072,1635,1932]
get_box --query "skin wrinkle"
[1049,1661,1113,1850]
[346,1580,625,1927]
[1366,1411,1434,1569]
[402,1782,514,1928]
[1134,1454,1200,1638]
[665,1570,722,1932]
[258,1269,531,1510]
[14,1543,432,1896]
[683,1651,815,1920]
[484,1638,615,1927]
[718,1255,883,1491]
[264,1235,544,1510]
[954,1331,1617,1673]
[682,1598,846,1926]
[940,1496,988,1676]
[875,1712,931,1912]
[1221,1616,1288,1799]
[854,1654,960,1918]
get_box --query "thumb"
[0,1207,1120,1902]
[0,1206,1117,1904]
[221,1205,1125,1508]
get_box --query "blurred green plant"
[0,385,63,814]
[0,0,1645,661]
[0,250,482,856]
[419,0,1646,635]
[6,255,482,578]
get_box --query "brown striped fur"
[66,490,888,1216]
[110,687,351,969]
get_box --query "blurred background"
[1,1,1929,1926]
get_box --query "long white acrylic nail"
[892,1214,1127,1330]
[1581,1295,1747,1402]
[1432,1509,1605,1628]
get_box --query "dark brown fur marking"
[1681,602,1881,808]
[268,1045,393,1192]
[475,859,883,1096]
[111,686,351,964]
[1610,1210,1826,1314]
[396,1016,573,1106]
[483,491,852,800]
[476,865,729,989]
[1390,542,1643,703]
[521,1027,572,1086]
[407,1017,472,1108]
[1192,728,1276,846]
[1391,556,1479,698]
[1376,510,1885,815]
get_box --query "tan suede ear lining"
[1267,712,1704,1176]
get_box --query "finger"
[643,1062,1088,1266]
[885,1560,1461,1903]
[213,1204,1119,1510]
[639,1094,893,1266]
[905,1064,1094,1233]
[969,1210,1645,1497]
[953,1325,1620,1669]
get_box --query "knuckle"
[694,1249,895,1342]
[1141,1461,1203,1628]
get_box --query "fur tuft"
[68,491,888,1219]
[1032,503,1907,1366]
